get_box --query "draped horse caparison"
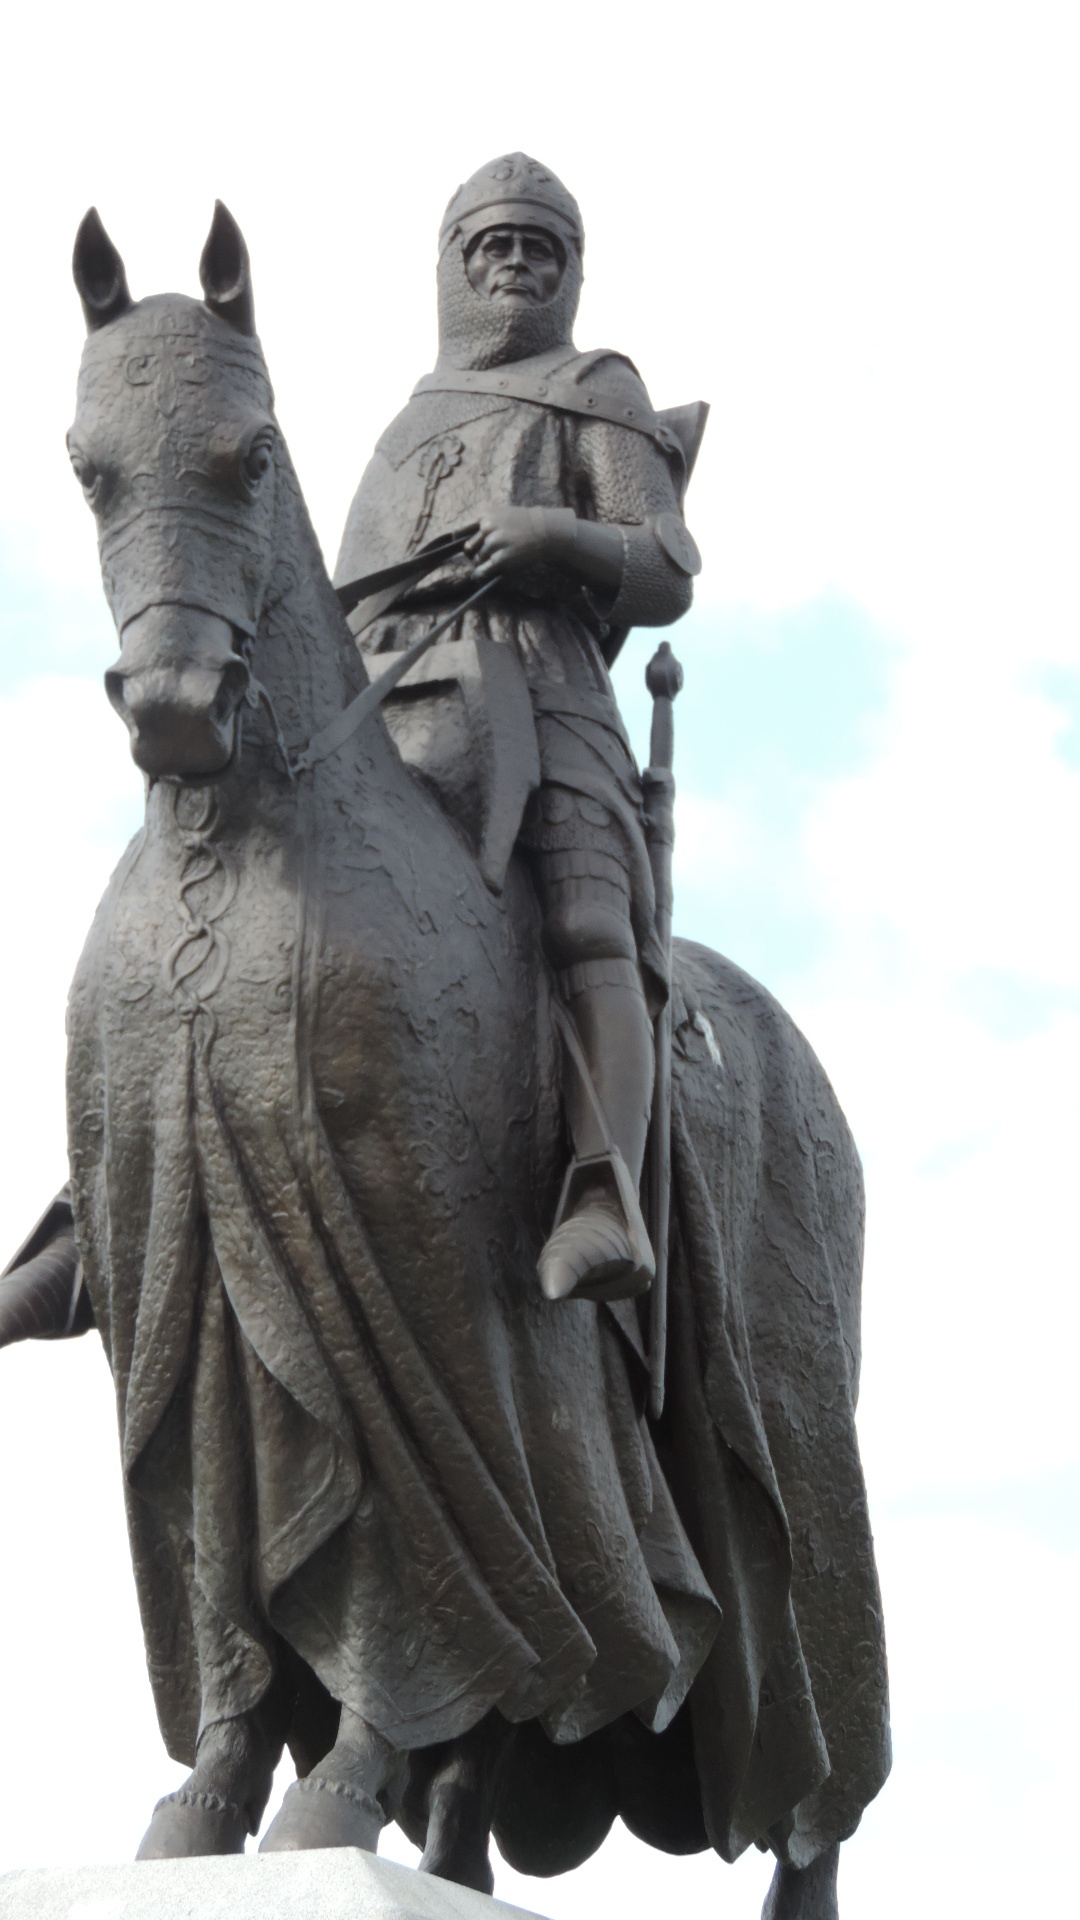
[9,204,889,1912]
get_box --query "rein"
[233,524,494,783]
[256,520,492,779]
[288,574,496,778]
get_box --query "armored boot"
[538,957,656,1304]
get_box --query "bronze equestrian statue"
[0,162,890,1920]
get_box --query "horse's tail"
[666,937,889,1865]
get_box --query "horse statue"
[0,205,889,1919]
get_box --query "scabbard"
[641,639,683,1420]
[643,760,676,1422]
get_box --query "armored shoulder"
[568,349,655,415]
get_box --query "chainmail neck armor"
[435,230,583,372]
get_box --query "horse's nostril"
[212,658,249,726]
[104,667,127,716]
[103,614,247,779]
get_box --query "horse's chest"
[71,805,540,1204]
[88,818,281,1009]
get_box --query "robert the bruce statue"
[335,152,704,1308]
[0,172,889,1915]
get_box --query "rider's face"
[464,226,566,307]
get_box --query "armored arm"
[465,506,623,590]
[574,397,701,632]
[464,426,700,622]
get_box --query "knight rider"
[335,153,703,1306]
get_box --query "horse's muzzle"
[106,606,250,780]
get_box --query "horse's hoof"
[136,1788,248,1859]
[259,1776,383,1852]
[538,1198,653,1303]
[761,1843,840,1920]
[420,1793,495,1896]
[419,1840,495,1896]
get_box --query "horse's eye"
[68,442,100,500]
[241,430,275,494]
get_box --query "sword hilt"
[645,640,684,773]
[644,641,683,952]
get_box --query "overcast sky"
[0,4,1077,1916]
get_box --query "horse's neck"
[254,457,361,755]
[205,452,409,828]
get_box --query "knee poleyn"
[542,900,638,972]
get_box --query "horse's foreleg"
[259,1706,404,1854]
[137,1707,284,1859]
[761,1842,841,1920]
[418,1713,516,1894]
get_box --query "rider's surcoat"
[335,344,699,997]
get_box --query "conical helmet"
[439,153,583,258]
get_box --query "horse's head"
[69,204,278,780]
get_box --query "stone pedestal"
[0,1849,545,1920]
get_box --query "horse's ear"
[199,201,255,335]
[73,208,133,332]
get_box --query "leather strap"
[411,361,687,464]
[333,523,479,617]
[292,577,496,776]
